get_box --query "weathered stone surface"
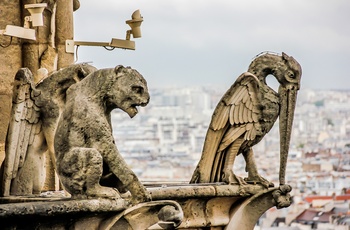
[0,95,12,145]
[56,0,74,69]
[54,65,151,204]
[0,198,127,217]
[147,183,264,200]
[0,144,5,167]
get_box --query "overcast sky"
[73,0,350,90]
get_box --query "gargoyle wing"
[190,72,261,183]
[1,68,42,196]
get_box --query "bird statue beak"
[278,83,299,185]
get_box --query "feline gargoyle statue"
[54,65,151,204]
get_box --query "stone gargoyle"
[1,64,97,196]
[54,65,151,204]
[190,52,302,187]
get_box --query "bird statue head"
[274,52,302,90]
[249,52,302,185]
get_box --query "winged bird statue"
[1,64,97,196]
[190,52,302,187]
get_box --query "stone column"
[0,2,22,165]
[56,0,74,69]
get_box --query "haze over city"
[74,0,350,90]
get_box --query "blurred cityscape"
[112,86,350,229]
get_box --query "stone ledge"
[0,183,269,217]
[147,183,268,200]
[0,197,128,218]
[0,184,288,229]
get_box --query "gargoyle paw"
[86,185,120,198]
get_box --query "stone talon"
[244,175,274,188]
[222,169,247,185]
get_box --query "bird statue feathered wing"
[190,72,266,184]
[1,69,42,196]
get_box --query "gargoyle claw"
[222,170,247,185]
[244,175,274,188]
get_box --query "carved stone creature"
[190,52,302,187]
[1,64,97,196]
[54,65,151,204]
